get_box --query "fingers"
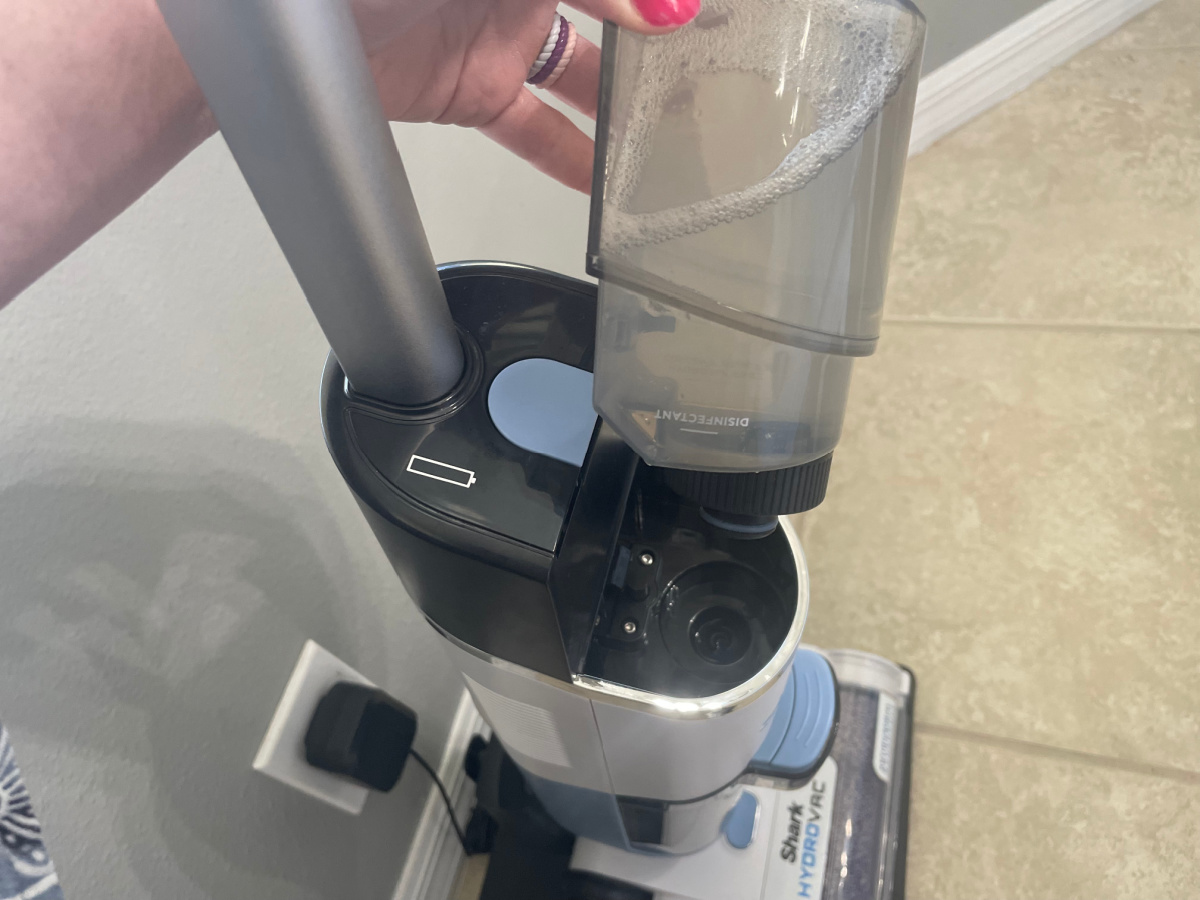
[479,88,594,194]
[567,0,699,33]
[548,1,694,119]
[545,33,601,119]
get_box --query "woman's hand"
[363,0,699,191]
[0,0,698,303]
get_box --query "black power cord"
[408,747,470,852]
[304,681,488,855]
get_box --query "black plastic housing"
[320,263,801,692]
[322,263,613,681]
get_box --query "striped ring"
[527,13,577,89]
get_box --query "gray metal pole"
[157,0,464,405]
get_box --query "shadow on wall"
[0,419,424,900]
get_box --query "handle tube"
[158,0,464,405]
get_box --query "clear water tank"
[589,0,926,474]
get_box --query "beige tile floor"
[453,3,1200,897]
[800,2,1200,896]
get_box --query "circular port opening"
[689,606,752,666]
[658,561,789,687]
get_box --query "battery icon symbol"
[406,454,478,489]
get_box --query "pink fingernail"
[633,0,701,28]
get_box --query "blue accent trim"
[722,791,759,850]
[770,650,838,774]
[487,359,597,467]
[520,768,630,850]
[753,666,796,765]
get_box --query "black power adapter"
[305,681,417,792]
[304,680,485,854]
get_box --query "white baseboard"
[392,688,487,900]
[910,0,1162,155]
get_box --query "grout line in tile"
[915,721,1200,786]
[883,315,1200,335]
[1090,43,1200,53]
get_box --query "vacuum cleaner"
[155,0,926,897]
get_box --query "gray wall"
[0,108,592,899]
[921,0,1054,72]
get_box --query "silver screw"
[622,619,638,634]
[639,552,655,566]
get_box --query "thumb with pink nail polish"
[632,0,701,28]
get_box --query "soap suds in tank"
[602,0,924,252]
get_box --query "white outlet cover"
[252,639,376,814]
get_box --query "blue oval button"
[722,791,760,850]
[488,359,596,466]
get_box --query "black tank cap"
[662,453,833,516]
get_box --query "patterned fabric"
[0,724,63,900]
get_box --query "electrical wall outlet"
[252,639,376,814]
